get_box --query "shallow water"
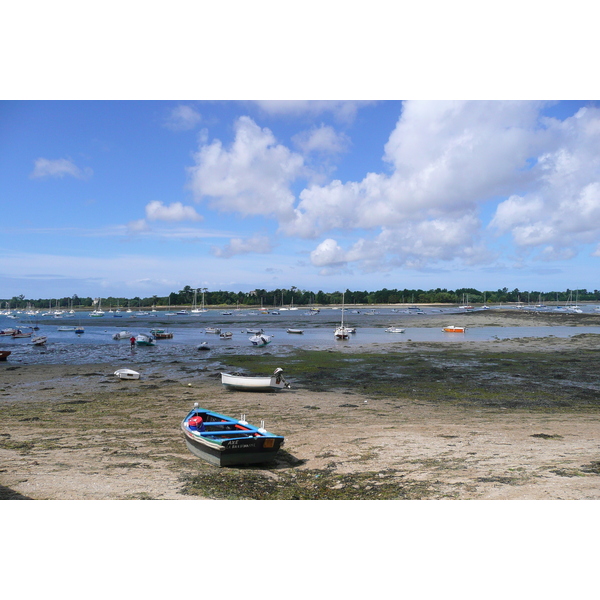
[2,308,600,365]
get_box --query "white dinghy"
[221,367,290,392]
[114,368,140,380]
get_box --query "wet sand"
[1,310,600,500]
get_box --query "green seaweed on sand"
[222,347,600,410]
[180,466,437,500]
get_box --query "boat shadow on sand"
[0,484,32,500]
[216,449,306,470]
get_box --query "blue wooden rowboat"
[181,403,284,467]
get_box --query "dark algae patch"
[180,466,436,500]
[223,346,600,410]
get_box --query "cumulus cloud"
[187,116,304,219]
[490,106,600,256]
[310,238,347,267]
[292,125,351,155]
[181,101,600,274]
[30,158,92,180]
[145,200,202,222]
[164,105,202,131]
[211,235,273,258]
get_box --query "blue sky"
[2,99,600,300]
[2,4,599,301]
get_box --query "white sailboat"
[89,298,105,317]
[191,289,204,313]
[334,293,352,340]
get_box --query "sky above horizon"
[2,99,600,301]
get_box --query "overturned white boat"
[221,367,290,392]
[113,330,132,340]
[249,332,271,346]
[114,368,140,380]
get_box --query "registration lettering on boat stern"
[223,439,260,449]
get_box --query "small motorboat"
[205,327,221,334]
[0,328,18,336]
[246,328,264,334]
[57,326,78,331]
[114,368,140,380]
[221,367,290,392]
[197,342,211,351]
[0,350,11,361]
[286,328,304,334]
[150,328,173,339]
[181,403,285,466]
[219,331,233,339]
[112,330,132,340]
[135,333,156,346]
[31,335,48,346]
[249,333,271,346]
[443,326,466,333]
[11,329,32,338]
[385,327,405,333]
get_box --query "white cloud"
[145,200,202,222]
[253,101,372,123]
[30,157,92,180]
[490,106,600,255]
[126,219,150,234]
[211,235,273,258]
[187,116,304,219]
[164,105,202,131]
[292,125,351,155]
[310,238,347,267]
[284,101,600,271]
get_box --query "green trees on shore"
[3,286,600,310]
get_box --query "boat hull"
[181,406,284,467]
[114,368,140,380]
[221,371,288,391]
[183,435,283,467]
[0,350,11,361]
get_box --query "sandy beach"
[2,310,600,500]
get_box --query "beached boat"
[113,330,132,340]
[150,328,174,339]
[197,342,211,351]
[114,368,140,380]
[0,350,12,361]
[31,335,47,346]
[11,329,32,338]
[385,327,405,333]
[135,333,156,346]
[286,328,304,334]
[334,293,353,340]
[181,403,285,466]
[443,326,465,333]
[249,333,271,346]
[221,367,290,391]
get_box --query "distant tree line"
[3,286,600,309]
